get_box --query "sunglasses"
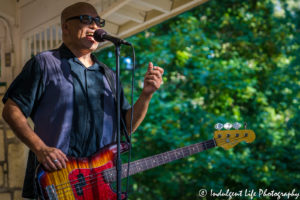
[66,15,105,27]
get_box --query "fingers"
[146,66,163,80]
[145,74,161,82]
[147,62,164,75]
[148,62,154,71]
[45,156,60,171]
[37,146,68,172]
[43,163,52,171]
[153,66,164,75]
[144,79,160,90]
[142,62,164,95]
[58,150,69,168]
[147,70,162,79]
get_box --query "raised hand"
[142,62,164,97]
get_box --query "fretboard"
[103,139,216,183]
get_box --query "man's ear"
[61,22,69,34]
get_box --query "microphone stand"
[94,29,132,200]
[115,42,122,200]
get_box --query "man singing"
[2,2,163,199]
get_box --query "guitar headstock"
[214,122,256,150]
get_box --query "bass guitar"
[36,123,255,200]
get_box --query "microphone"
[93,29,131,46]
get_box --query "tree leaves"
[95,0,300,199]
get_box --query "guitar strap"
[100,61,131,144]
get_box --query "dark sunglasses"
[66,15,105,27]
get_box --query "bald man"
[2,2,163,199]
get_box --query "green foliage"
[96,0,300,199]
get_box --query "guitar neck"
[103,139,216,183]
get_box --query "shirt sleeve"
[2,57,44,118]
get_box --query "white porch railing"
[23,22,62,63]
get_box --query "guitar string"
[53,140,216,191]
[50,136,248,195]
[53,140,211,190]
[53,136,245,195]
[53,136,247,198]
[52,136,245,194]
[54,142,221,198]
[54,136,247,198]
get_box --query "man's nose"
[89,20,98,29]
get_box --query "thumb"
[148,62,153,71]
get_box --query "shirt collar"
[59,43,106,71]
[59,43,75,59]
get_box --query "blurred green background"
[95,0,300,199]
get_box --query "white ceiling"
[11,0,208,38]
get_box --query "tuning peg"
[244,122,247,129]
[233,122,242,130]
[214,123,223,130]
[224,123,232,130]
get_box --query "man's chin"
[80,43,98,52]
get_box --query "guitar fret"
[193,145,199,154]
[165,151,170,163]
[156,154,163,165]
[173,151,179,160]
[190,145,196,154]
[179,149,183,158]
[148,157,155,168]
[103,139,217,183]
[135,161,141,172]
[170,150,176,160]
[144,157,149,169]
[145,157,152,169]
[152,157,158,166]
[203,141,207,150]
[133,162,139,174]
[178,149,183,158]
[167,151,171,162]
[157,154,163,165]
[182,146,189,157]
[196,143,200,152]
[122,166,127,178]
[164,153,169,163]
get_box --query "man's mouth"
[86,32,97,43]
[86,32,94,37]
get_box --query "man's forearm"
[2,98,68,171]
[2,98,46,154]
[125,93,152,134]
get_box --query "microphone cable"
[125,43,135,195]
